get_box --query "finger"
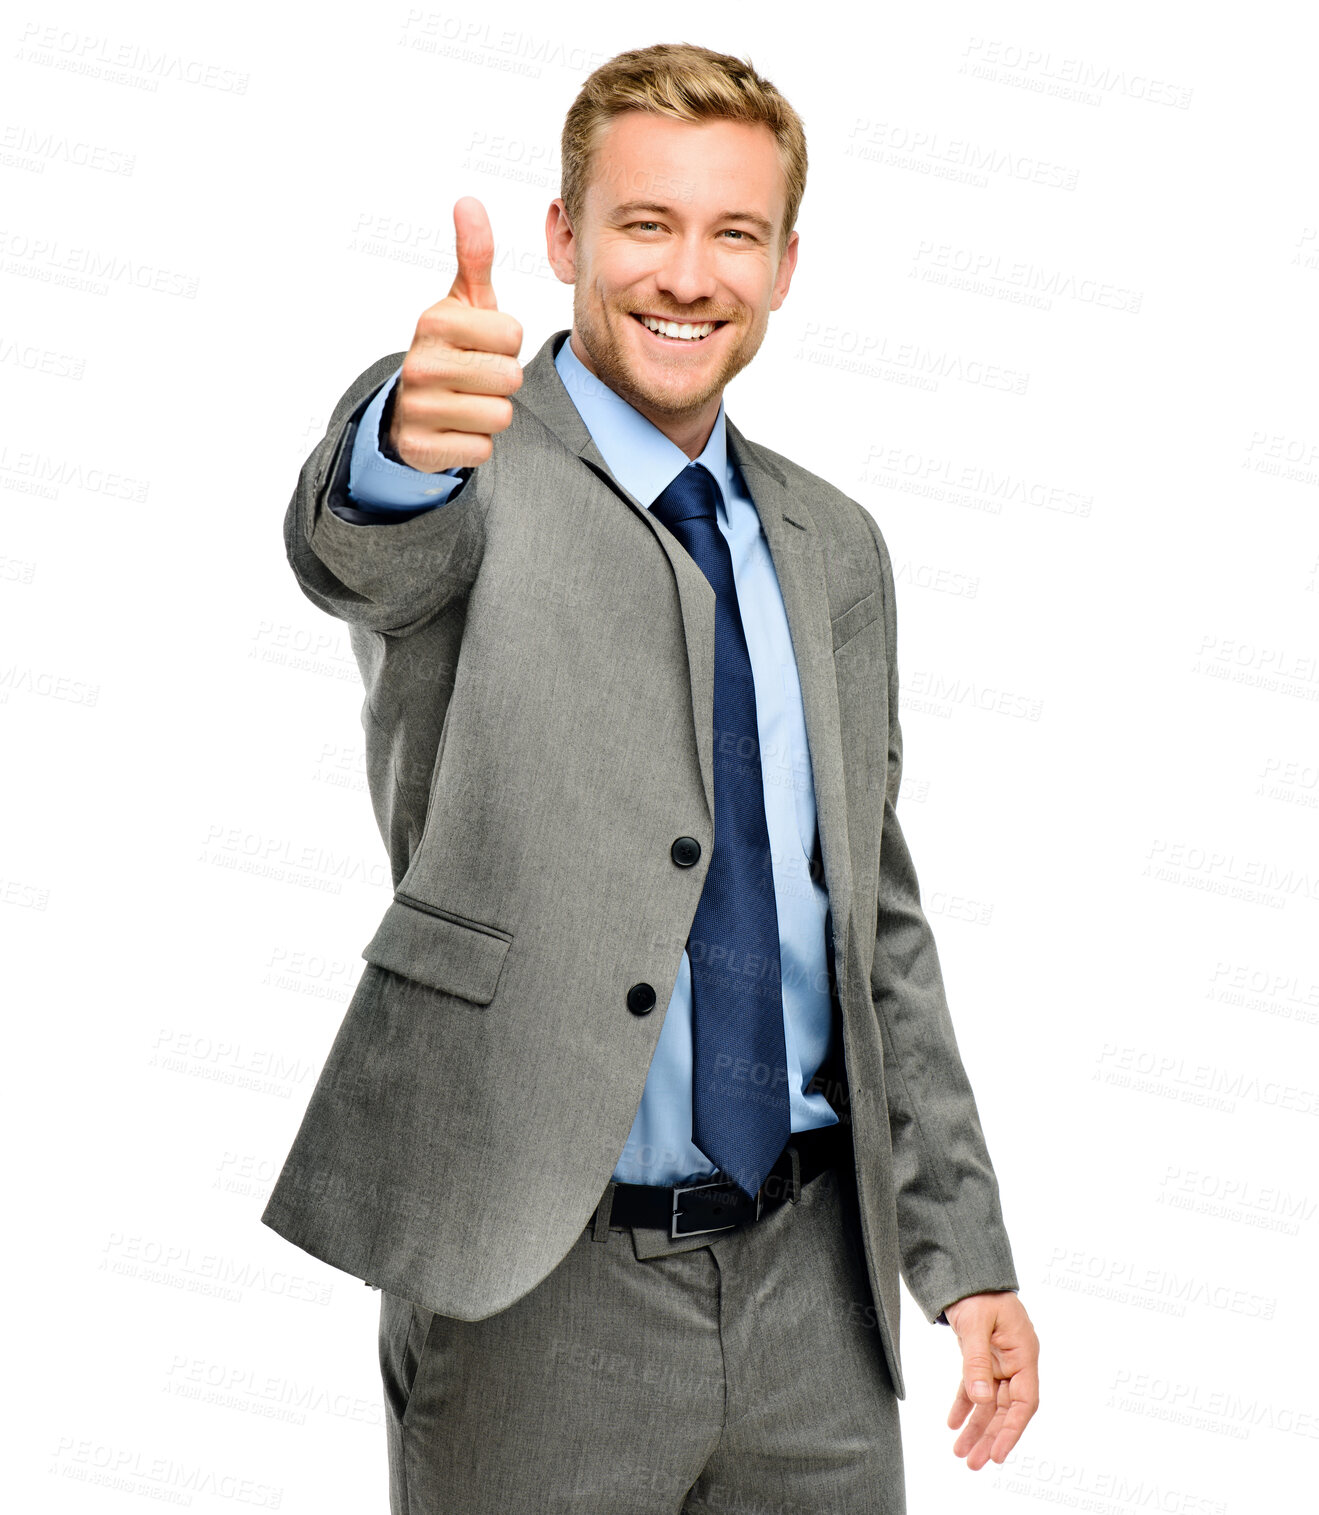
[414,303,523,362]
[947,1382,974,1429]
[987,1410,1030,1464]
[393,396,514,466]
[956,1379,1010,1469]
[402,390,514,437]
[442,350,523,395]
[392,428,495,472]
[449,196,498,310]
[986,1368,1040,1464]
[958,1324,997,1411]
[952,1389,1002,1462]
[963,1372,1040,1471]
[403,342,523,396]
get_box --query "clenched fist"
[387,197,524,472]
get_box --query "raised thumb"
[448,195,498,310]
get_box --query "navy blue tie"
[649,462,791,1199]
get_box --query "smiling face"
[546,111,799,448]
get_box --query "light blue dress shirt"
[338,336,840,1186]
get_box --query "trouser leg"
[682,1164,906,1515]
[379,1221,724,1514]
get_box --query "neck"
[569,328,720,461]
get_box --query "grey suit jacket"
[261,327,1018,1398]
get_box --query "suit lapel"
[514,330,854,953]
[724,419,856,967]
[516,331,717,825]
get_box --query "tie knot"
[650,462,719,531]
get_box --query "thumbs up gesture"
[388,197,524,472]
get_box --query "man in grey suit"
[262,40,1039,1514]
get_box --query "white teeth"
[640,314,717,340]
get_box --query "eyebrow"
[610,200,775,238]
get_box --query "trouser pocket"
[378,1289,436,1427]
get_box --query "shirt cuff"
[346,366,467,510]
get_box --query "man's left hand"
[943,1290,1040,1470]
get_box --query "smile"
[631,312,726,343]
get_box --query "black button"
[627,983,657,1016]
[671,836,701,867]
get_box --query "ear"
[769,227,799,312]
[545,198,578,286]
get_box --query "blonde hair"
[560,41,807,255]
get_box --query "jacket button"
[627,983,657,1016]
[671,836,701,867]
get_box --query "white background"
[3,1,1316,1510]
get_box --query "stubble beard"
[572,285,765,421]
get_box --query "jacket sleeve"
[862,505,1020,1323]
[283,351,486,636]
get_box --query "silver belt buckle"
[671,1175,762,1238]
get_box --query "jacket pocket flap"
[361,894,512,1006]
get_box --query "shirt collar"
[554,331,730,520]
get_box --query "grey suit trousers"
[379,1147,906,1514]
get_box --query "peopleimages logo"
[17,22,249,94]
[0,228,199,298]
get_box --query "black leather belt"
[602,1122,851,1239]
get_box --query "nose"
[655,231,718,311]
